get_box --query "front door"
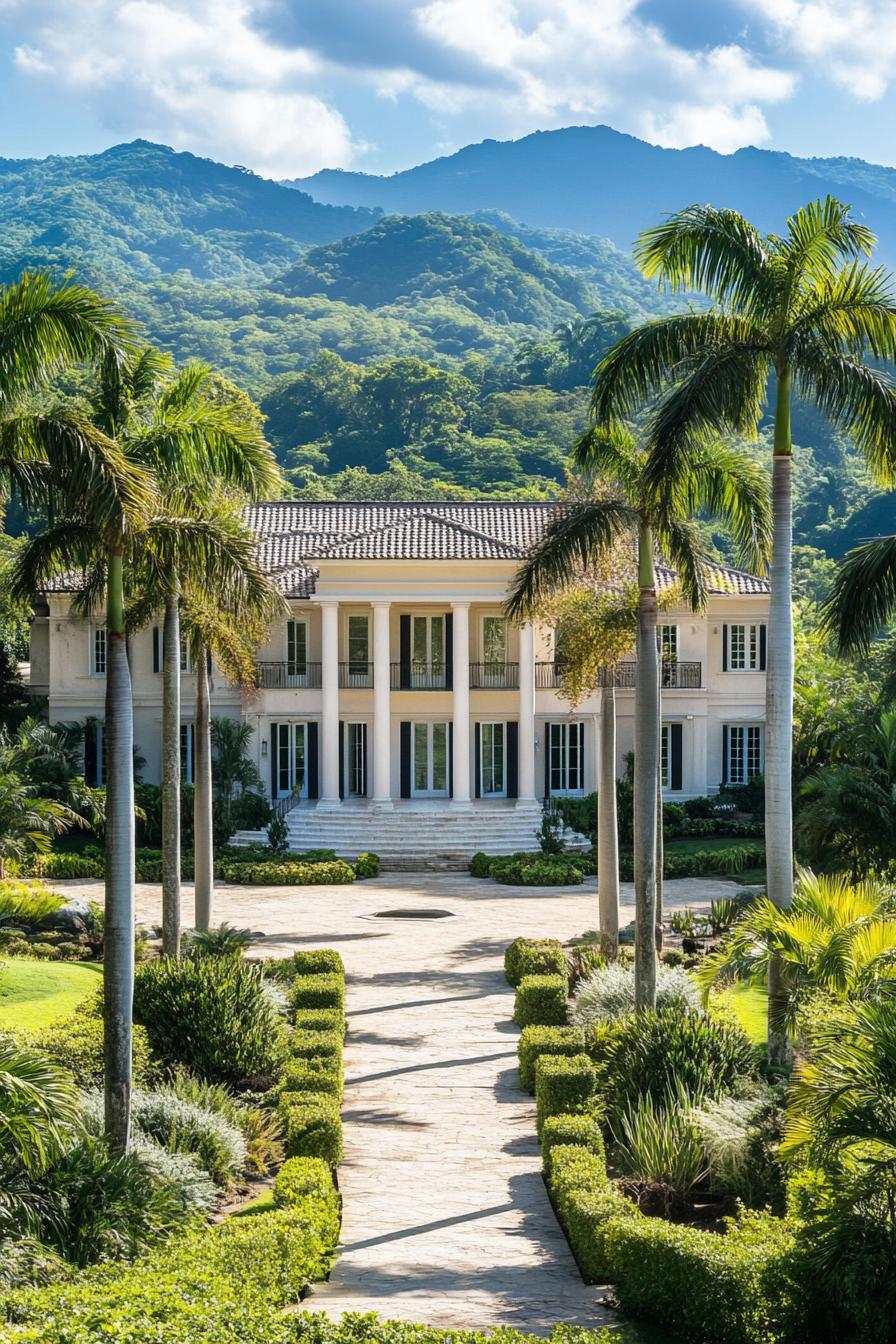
[412,721,449,797]
[547,721,585,795]
[345,721,368,797]
[412,614,445,688]
[480,721,506,798]
[276,722,307,798]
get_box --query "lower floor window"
[548,721,584,795]
[180,723,195,786]
[661,722,683,791]
[725,724,763,785]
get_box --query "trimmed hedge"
[0,1170,340,1341]
[549,1144,638,1283]
[293,1008,345,1037]
[606,1210,807,1344]
[289,1030,342,1064]
[618,843,766,881]
[541,1114,605,1178]
[534,1053,597,1134]
[352,851,380,877]
[293,950,345,978]
[272,1157,339,1232]
[218,859,357,886]
[280,1056,343,1100]
[504,937,566,987]
[517,1024,585,1093]
[513,974,567,1027]
[290,974,345,1013]
[279,1093,343,1165]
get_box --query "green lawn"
[718,981,767,1046]
[0,958,102,1031]
[664,836,756,856]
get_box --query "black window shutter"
[445,612,453,690]
[307,723,319,799]
[84,720,98,786]
[722,725,729,787]
[722,624,729,672]
[338,722,345,800]
[448,721,454,798]
[362,724,368,797]
[506,721,519,798]
[152,626,161,674]
[474,722,481,799]
[544,724,551,798]
[399,615,411,689]
[670,722,683,791]
[759,624,767,672]
[270,723,278,796]
[399,721,411,798]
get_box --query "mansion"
[28,502,769,861]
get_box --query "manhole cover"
[373,908,455,920]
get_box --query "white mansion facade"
[29,502,770,859]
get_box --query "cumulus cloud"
[746,0,896,101]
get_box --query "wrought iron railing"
[469,661,520,689]
[390,661,449,690]
[536,660,702,690]
[339,662,374,688]
[256,661,322,689]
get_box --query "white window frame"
[286,619,309,685]
[727,623,762,672]
[479,720,507,799]
[659,624,679,661]
[179,633,192,674]
[345,614,370,678]
[726,723,764,785]
[276,721,309,799]
[91,624,107,676]
[344,721,368,797]
[661,723,671,790]
[180,722,194,785]
[547,721,585,797]
[411,720,450,798]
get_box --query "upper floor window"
[724,724,764,785]
[723,623,766,672]
[91,626,107,676]
[659,624,678,661]
[482,616,506,666]
[179,633,192,674]
[287,620,307,677]
[347,615,369,675]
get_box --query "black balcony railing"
[469,661,519,689]
[256,661,322,689]
[536,660,702,690]
[339,662,374,688]
[390,661,449,690]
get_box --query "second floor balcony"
[536,660,703,690]
[256,657,703,692]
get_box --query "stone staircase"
[231,800,589,871]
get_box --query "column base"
[514,797,540,811]
[449,797,474,811]
[315,797,342,813]
[371,798,394,812]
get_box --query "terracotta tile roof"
[248,501,769,597]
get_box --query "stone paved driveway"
[75,872,735,1334]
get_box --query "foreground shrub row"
[276,950,348,1168]
[11,849,379,885]
[473,842,766,885]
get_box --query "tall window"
[726,623,764,671]
[661,723,671,789]
[482,616,506,666]
[180,723,195,785]
[659,624,678,660]
[91,626,107,675]
[548,721,584,795]
[287,620,307,677]
[179,633,192,674]
[725,725,764,785]
[412,615,444,687]
[347,615,369,676]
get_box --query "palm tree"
[507,426,770,1009]
[824,533,896,655]
[697,869,896,1036]
[588,198,896,1062]
[0,742,83,877]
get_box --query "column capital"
[370,599,392,610]
[451,600,471,611]
[317,597,340,610]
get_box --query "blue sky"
[2,1,896,179]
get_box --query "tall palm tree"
[824,533,896,656]
[588,199,896,1062]
[507,426,770,1009]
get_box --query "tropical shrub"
[182,923,256,959]
[128,1138,218,1215]
[166,1074,284,1177]
[0,880,64,928]
[605,1209,806,1344]
[534,1053,597,1134]
[133,957,288,1084]
[217,859,356,885]
[606,1008,756,1115]
[612,1084,707,1211]
[129,1090,247,1186]
[513,974,567,1027]
[517,1024,585,1092]
[30,1006,156,1088]
[548,1144,639,1282]
[504,937,566,987]
[289,973,345,1013]
[691,1090,785,1209]
[570,961,700,1025]
[353,851,380,877]
[493,856,585,886]
[541,1113,605,1178]
[279,1094,342,1165]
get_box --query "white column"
[319,600,340,808]
[517,620,536,803]
[372,602,392,808]
[451,601,471,806]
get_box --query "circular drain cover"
[373,908,455,920]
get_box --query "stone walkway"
[117,872,735,1333]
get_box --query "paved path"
[73,871,735,1334]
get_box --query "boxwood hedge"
[517,1024,585,1092]
[513,974,567,1027]
[504,938,566,987]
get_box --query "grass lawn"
[664,836,758,856]
[719,981,768,1046]
[0,957,102,1031]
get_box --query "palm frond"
[789,261,896,362]
[572,424,643,494]
[504,498,636,621]
[657,515,708,611]
[781,197,876,284]
[796,343,896,485]
[634,204,772,312]
[662,438,772,573]
[7,522,101,606]
[822,535,896,654]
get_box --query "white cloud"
[9,0,357,177]
[747,0,896,102]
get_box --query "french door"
[345,722,368,798]
[547,721,584,796]
[412,721,449,797]
[286,620,310,687]
[412,615,445,688]
[275,722,308,798]
[481,616,507,686]
[480,721,506,798]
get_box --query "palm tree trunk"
[766,367,795,1068]
[161,592,181,957]
[193,645,213,932]
[634,522,659,1011]
[103,546,134,1152]
[597,681,619,958]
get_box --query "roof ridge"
[414,507,525,556]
